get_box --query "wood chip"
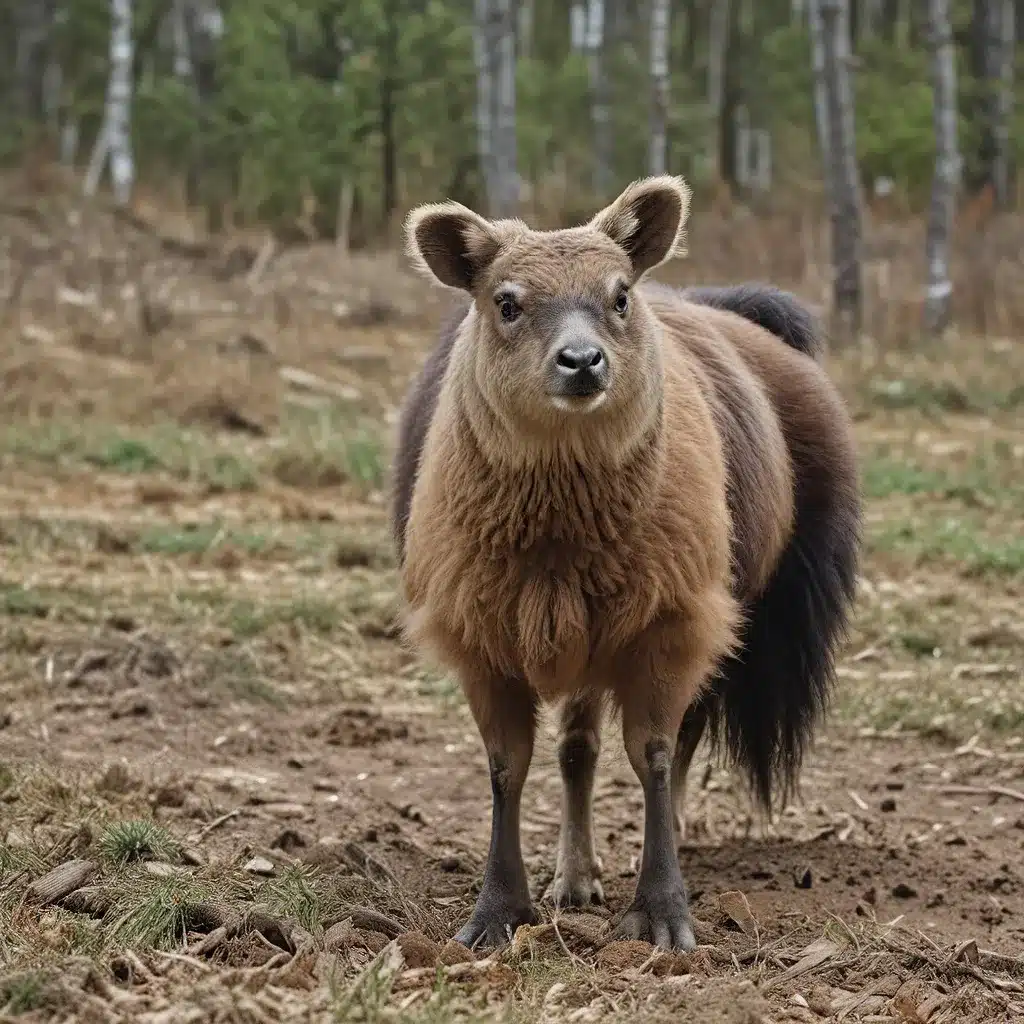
[716,890,759,937]
[765,938,840,991]
[27,860,97,906]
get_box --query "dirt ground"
[1,187,1023,1023]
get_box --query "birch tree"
[473,0,497,213]
[707,0,731,183]
[924,0,960,334]
[83,0,134,206]
[649,0,670,176]
[810,0,864,335]
[475,0,517,217]
[586,0,612,195]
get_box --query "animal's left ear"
[588,175,691,280]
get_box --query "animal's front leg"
[612,669,702,951]
[544,693,604,908]
[454,675,539,950]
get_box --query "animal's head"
[404,176,691,447]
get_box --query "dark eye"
[614,290,629,316]
[496,293,521,323]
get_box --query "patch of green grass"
[86,437,162,473]
[869,517,1024,576]
[259,864,325,935]
[897,631,941,658]
[97,820,181,867]
[0,970,55,1015]
[136,521,271,557]
[227,596,340,638]
[104,875,212,950]
[0,582,51,618]
[863,459,949,499]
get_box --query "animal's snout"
[552,342,609,397]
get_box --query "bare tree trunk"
[994,0,1015,207]
[14,0,56,122]
[473,0,497,213]
[706,0,731,183]
[811,0,864,335]
[924,0,960,334]
[84,0,135,206]
[586,0,612,196]
[494,0,518,216]
[649,0,670,176]
[172,0,192,79]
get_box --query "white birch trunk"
[473,0,497,214]
[518,0,533,60]
[494,0,518,216]
[812,0,864,333]
[648,0,670,176]
[571,3,587,50]
[924,0,960,334]
[83,0,134,206]
[172,0,192,78]
[586,0,612,195]
[707,0,731,182]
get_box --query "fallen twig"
[937,784,1024,804]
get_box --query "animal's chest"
[465,538,663,697]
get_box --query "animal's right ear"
[404,202,503,292]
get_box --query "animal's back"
[643,280,861,811]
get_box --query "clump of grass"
[97,820,181,867]
[104,875,211,950]
[137,522,270,558]
[86,437,162,473]
[227,596,340,638]
[0,582,50,618]
[0,970,57,1015]
[258,864,326,936]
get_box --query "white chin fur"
[551,392,608,414]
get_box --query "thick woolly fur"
[393,175,861,812]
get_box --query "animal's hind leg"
[611,645,706,952]
[544,693,604,908]
[454,675,539,950]
[672,703,708,842]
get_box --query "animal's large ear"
[404,201,503,292]
[588,175,691,279]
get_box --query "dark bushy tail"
[706,472,860,812]
[685,282,858,813]
[683,283,824,360]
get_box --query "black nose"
[552,342,609,398]
[555,345,604,373]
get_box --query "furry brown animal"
[391,176,861,952]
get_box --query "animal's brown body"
[391,177,861,950]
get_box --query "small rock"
[110,690,153,719]
[439,939,475,965]
[286,755,305,770]
[439,855,462,872]
[795,867,813,889]
[397,930,441,968]
[271,828,307,854]
[399,804,425,824]
[244,856,275,876]
[144,861,185,878]
[891,882,918,899]
[880,797,897,812]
